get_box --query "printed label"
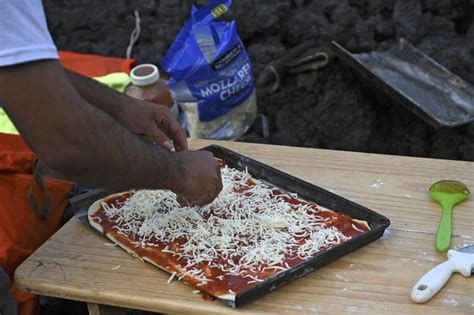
[211,43,243,71]
[199,62,252,102]
[211,4,228,18]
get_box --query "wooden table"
[15,140,474,314]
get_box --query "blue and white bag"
[161,0,257,139]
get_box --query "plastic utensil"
[429,180,470,252]
[411,245,474,303]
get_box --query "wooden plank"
[15,219,473,314]
[87,303,126,315]
[14,140,474,314]
[87,303,100,315]
[189,140,474,237]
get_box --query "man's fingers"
[154,114,188,151]
[146,126,173,151]
[187,195,216,206]
[162,140,174,151]
[169,120,188,151]
[176,195,191,207]
[190,183,222,206]
[177,194,210,207]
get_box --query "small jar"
[125,64,179,119]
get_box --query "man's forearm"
[52,97,182,190]
[0,60,181,191]
[65,70,131,122]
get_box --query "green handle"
[436,204,452,252]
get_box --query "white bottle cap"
[130,64,160,86]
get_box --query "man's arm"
[0,60,221,204]
[65,70,188,151]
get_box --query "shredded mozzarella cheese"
[167,271,177,284]
[100,166,352,280]
[111,264,121,270]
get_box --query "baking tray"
[331,39,474,128]
[72,145,390,308]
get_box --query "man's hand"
[171,151,223,206]
[117,101,188,151]
[65,70,188,151]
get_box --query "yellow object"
[0,72,130,135]
[93,72,131,93]
[0,108,19,135]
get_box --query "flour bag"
[161,0,257,139]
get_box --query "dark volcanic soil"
[43,0,474,161]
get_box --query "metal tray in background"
[202,145,390,308]
[332,39,474,128]
[72,145,390,308]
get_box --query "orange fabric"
[18,298,38,315]
[0,133,73,314]
[58,51,136,78]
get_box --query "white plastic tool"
[411,245,474,303]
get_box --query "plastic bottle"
[125,64,179,119]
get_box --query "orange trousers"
[0,133,72,314]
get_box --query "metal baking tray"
[331,39,474,128]
[72,145,390,308]
[202,145,390,307]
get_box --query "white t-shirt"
[0,0,58,67]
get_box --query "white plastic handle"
[411,250,474,303]
[411,260,455,303]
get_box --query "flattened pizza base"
[88,192,236,301]
[87,178,370,303]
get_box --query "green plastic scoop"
[429,180,470,252]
